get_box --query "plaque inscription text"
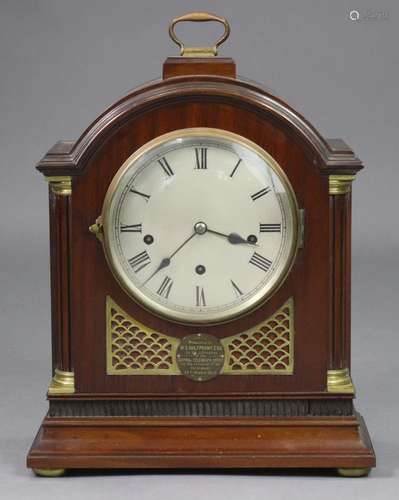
[176,334,225,381]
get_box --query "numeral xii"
[195,148,207,169]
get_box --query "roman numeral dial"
[108,132,297,324]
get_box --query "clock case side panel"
[36,76,362,401]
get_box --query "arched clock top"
[36,76,363,180]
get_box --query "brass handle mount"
[168,12,230,57]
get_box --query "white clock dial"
[102,128,299,324]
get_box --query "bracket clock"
[27,12,376,477]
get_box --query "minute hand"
[206,228,257,246]
[143,232,197,285]
[168,231,197,259]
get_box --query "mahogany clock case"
[27,55,375,473]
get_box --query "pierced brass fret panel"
[106,296,294,377]
[221,298,294,374]
[106,297,180,375]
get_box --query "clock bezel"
[100,127,300,325]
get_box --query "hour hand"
[227,232,250,245]
[207,228,258,246]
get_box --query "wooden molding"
[27,412,375,471]
[48,398,354,418]
[36,76,363,178]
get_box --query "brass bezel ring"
[101,127,300,326]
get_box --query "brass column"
[327,175,356,393]
[46,177,75,395]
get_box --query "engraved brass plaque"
[176,334,225,381]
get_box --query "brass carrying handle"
[169,12,230,57]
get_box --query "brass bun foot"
[337,468,371,477]
[33,468,66,477]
